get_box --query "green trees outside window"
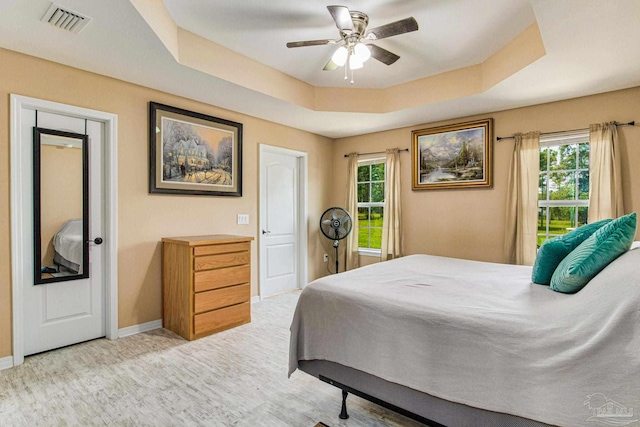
[538,138,589,246]
[357,162,385,250]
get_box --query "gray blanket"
[289,251,640,427]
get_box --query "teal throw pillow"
[531,219,612,285]
[550,212,637,293]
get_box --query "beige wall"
[0,47,333,358]
[332,86,640,266]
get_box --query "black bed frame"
[320,375,444,426]
[298,360,554,427]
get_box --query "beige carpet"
[0,291,422,426]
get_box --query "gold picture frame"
[412,119,493,190]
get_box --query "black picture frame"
[149,102,243,196]
[33,127,89,285]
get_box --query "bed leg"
[339,390,349,419]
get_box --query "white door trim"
[10,94,118,367]
[258,144,308,299]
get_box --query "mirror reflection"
[34,128,89,284]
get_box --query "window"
[357,160,385,252]
[538,133,589,246]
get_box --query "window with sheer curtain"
[538,133,590,246]
[357,159,385,254]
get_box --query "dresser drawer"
[194,283,249,314]
[194,251,250,271]
[194,242,250,256]
[194,264,250,292]
[194,302,250,335]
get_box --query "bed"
[289,247,640,427]
[52,219,84,274]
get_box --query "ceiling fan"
[286,5,418,83]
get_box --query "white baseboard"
[0,355,14,370]
[118,319,163,338]
[0,321,164,370]
[118,299,261,337]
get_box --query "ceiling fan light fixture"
[349,53,363,70]
[331,46,348,66]
[354,42,371,62]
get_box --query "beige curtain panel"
[588,122,624,222]
[381,148,403,261]
[345,153,360,271]
[505,131,540,265]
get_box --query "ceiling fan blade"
[287,39,335,48]
[369,44,400,65]
[366,17,418,40]
[323,59,339,71]
[327,5,354,32]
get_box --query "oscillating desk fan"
[319,207,353,274]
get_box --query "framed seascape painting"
[149,102,242,196]
[411,119,493,190]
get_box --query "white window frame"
[538,132,589,243]
[357,157,385,256]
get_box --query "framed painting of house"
[411,118,493,190]
[149,102,243,196]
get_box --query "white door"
[260,150,299,297]
[23,110,105,356]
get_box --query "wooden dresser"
[162,235,253,340]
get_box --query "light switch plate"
[237,214,249,225]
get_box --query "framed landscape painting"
[411,119,493,190]
[149,102,242,196]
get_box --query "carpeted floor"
[0,291,423,426]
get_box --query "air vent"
[41,3,91,34]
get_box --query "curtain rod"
[496,121,635,141]
[343,148,409,158]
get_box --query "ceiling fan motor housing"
[344,11,369,41]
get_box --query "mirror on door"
[33,127,89,284]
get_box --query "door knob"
[87,237,103,245]
[262,230,271,235]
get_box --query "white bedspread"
[53,219,83,268]
[289,251,640,427]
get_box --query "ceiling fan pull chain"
[345,46,350,80]
[350,67,355,85]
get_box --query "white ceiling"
[0,0,639,138]
[163,0,536,88]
